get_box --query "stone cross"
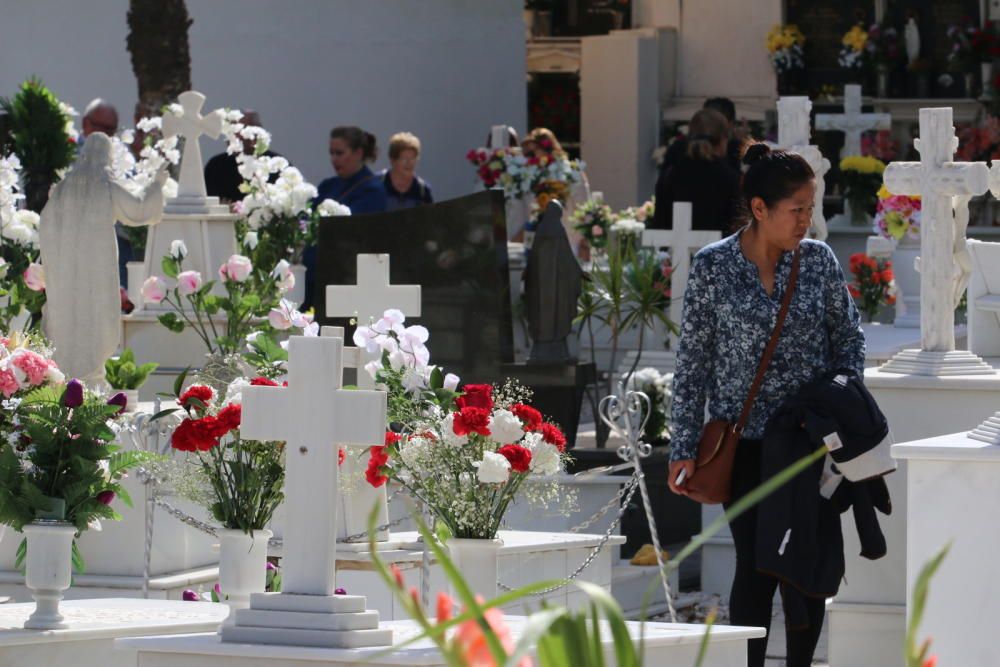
[775,96,831,241]
[325,254,421,390]
[161,91,223,203]
[815,85,891,158]
[240,336,387,595]
[641,202,721,340]
[879,107,994,376]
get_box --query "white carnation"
[441,413,468,447]
[489,409,525,444]
[475,451,511,484]
[526,435,561,476]
[225,377,252,405]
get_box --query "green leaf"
[429,367,444,390]
[150,408,180,422]
[161,256,179,279]
[173,367,191,399]
[157,312,185,333]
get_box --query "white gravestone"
[40,132,166,384]
[775,96,831,241]
[641,202,721,339]
[223,335,392,648]
[161,91,228,215]
[878,107,994,376]
[966,239,1000,360]
[815,84,891,159]
[325,254,420,544]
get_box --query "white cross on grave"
[815,84,892,159]
[641,202,721,341]
[774,96,831,241]
[221,335,393,649]
[161,90,228,214]
[325,254,421,544]
[878,107,994,377]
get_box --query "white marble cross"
[240,336,387,595]
[161,91,223,202]
[879,107,994,376]
[815,85,891,158]
[325,254,421,390]
[641,202,721,338]
[774,96,831,241]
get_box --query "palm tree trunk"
[126,0,193,116]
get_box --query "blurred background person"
[381,132,432,210]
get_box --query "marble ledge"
[865,359,1000,390]
[117,619,765,664]
[892,430,1000,463]
[0,565,219,591]
[334,530,626,560]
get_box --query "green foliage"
[0,78,76,212]
[104,348,159,390]
[906,544,949,667]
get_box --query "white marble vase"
[122,389,140,413]
[892,234,921,328]
[288,264,307,307]
[217,528,272,628]
[23,521,77,630]
[448,537,502,600]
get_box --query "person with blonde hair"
[381,132,433,210]
[522,127,590,256]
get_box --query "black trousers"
[724,439,825,667]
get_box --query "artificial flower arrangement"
[873,185,921,241]
[0,153,46,332]
[861,130,899,163]
[354,309,573,540]
[571,197,615,251]
[865,22,903,70]
[142,239,314,357]
[839,155,886,223]
[466,146,585,208]
[625,367,672,444]
[848,252,897,322]
[765,24,805,75]
[839,24,868,71]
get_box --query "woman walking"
[668,144,866,667]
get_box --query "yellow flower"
[842,25,868,52]
[884,211,910,241]
[766,24,804,53]
[840,155,886,175]
[877,184,891,199]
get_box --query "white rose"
[170,239,188,259]
[476,451,511,484]
[14,210,39,228]
[489,409,525,445]
[4,221,36,246]
[443,373,460,391]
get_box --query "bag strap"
[733,247,801,434]
[337,173,379,203]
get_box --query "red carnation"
[540,423,567,452]
[385,431,401,446]
[214,404,242,435]
[171,417,222,452]
[848,284,861,298]
[498,444,532,473]
[338,447,346,466]
[455,384,494,411]
[250,377,279,387]
[452,407,491,437]
[366,445,390,487]
[511,403,543,431]
[179,385,214,414]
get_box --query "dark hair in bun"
[739,143,815,224]
[330,126,378,162]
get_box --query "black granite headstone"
[316,191,513,383]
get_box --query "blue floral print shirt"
[669,233,866,462]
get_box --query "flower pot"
[448,537,502,600]
[982,62,994,99]
[122,389,140,413]
[287,263,307,307]
[217,528,272,628]
[892,234,921,328]
[23,521,77,630]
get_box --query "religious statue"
[523,200,582,363]
[952,194,973,308]
[904,17,920,66]
[40,132,167,383]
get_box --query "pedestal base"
[220,593,392,649]
[968,411,1000,444]
[878,348,995,376]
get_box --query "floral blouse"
[669,233,866,462]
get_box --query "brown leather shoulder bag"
[684,248,801,505]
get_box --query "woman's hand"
[668,459,695,496]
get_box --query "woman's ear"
[750,196,767,223]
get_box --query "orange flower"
[453,596,532,667]
[849,284,861,298]
[437,591,454,623]
[886,294,897,305]
[390,564,406,589]
[880,266,894,282]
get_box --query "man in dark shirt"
[204,110,281,203]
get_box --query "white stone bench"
[968,239,1000,357]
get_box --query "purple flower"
[335,588,347,595]
[214,583,221,594]
[182,589,199,602]
[96,490,115,505]
[107,392,127,415]
[63,379,84,408]
[266,562,277,571]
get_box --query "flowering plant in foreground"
[572,197,615,251]
[848,253,897,322]
[355,309,572,540]
[162,371,284,534]
[0,153,46,331]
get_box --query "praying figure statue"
[40,132,167,384]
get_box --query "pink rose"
[23,263,44,291]
[177,270,203,296]
[11,349,50,386]
[592,224,603,237]
[0,368,20,398]
[219,254,253,283]
[141,276,167,303]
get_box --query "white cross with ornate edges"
[775,96,831,241]
[325,254,421,390]
[883,107,989,353]
[161,90,223,200]
[240,335,387,596]
[815,84,891,158]
[641,202,721,338]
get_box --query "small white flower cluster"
[58,102,79,143]
[610,217,646,237]
[353,309,446,393]
[625,366,673,440]
[109,112,181,200]
[0,154,24,230]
